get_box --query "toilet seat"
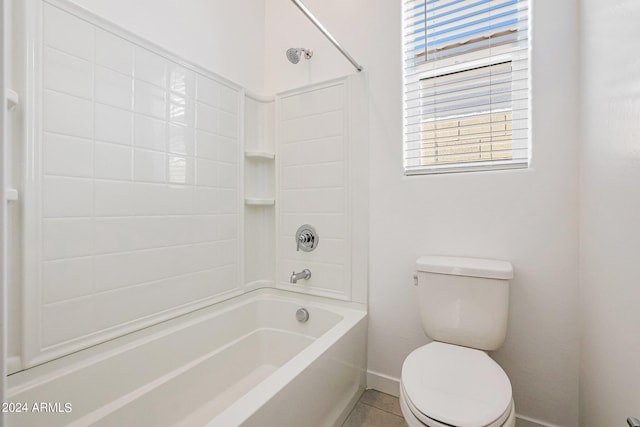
[401,342,513,427]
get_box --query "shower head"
[286,48,313,64]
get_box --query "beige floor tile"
[342,402,407,427]
[359,389,403,417]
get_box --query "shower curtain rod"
[290,0,363,72]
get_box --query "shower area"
[3,0,369,425]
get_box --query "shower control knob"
[295,224,318,252]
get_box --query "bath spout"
[290,269,311,284]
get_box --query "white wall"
[264,1,580,425]
[580,1,640,425]
[67,0,266,93]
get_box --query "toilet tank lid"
[416,256,513,279]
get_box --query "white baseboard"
[366,370,400,397]
[366,370,558,427]
[515,414,561,427]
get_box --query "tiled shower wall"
[24,2,241,366]
[277,81,352,300]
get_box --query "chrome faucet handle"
[628,417,640,427]
[295,225,318,252]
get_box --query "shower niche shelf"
[6,88,18,111]
[244,150,275,160]
[245,198,275,206]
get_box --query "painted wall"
[580,1,640,425]
[264,1,580,425]
[67,0,266,93]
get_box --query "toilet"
[400,256,516,427]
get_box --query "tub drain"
[296,308,309,322]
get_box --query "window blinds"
[403,0,529,174]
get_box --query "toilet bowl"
[402,256,515,427]
[400,342,515,427]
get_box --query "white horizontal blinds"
[403,0,529,174]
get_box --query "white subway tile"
[95,103,133,145]
[44,47,93,99]
[281,110,344,143]
[215,265,239,293]
[279,136,343,166]
[43,133,93,178]
[168,155,195,185]
[189,215,218,243]
[217,136,238,163]
[42,257,93,304]
[217,240,238,267]
[217,215,238,240]
[280,83,344,120]
[43,3,94,60]
[196,102,216,133]
[43,90,93,138]
[219,85,239,114]
[165,184,194,215]
[94,180,135,216]
[95,66,133,110]
[134,114,167,151]
[43,218,93,260]
[43,176,93,218]
[94,142,132,181]
[169,63,195,98]
[280,188,345,214]
[93,252,133,292]
[196,159,217,187]
[92,285,143,329]
[218,162,237,189]
[129,247,176,284]
[130,217,171,250]
[169,94,195,127]
[218,189,238,214]
[217,110,238,138]
[93,218,134,254]
[134,149,166,183]
[132,183,167,216]
[281,162,344,189]
[196,130,217,160]
[134,80,166,119]
[135,47,167,88]
[168,124,195,156]
[95,29,134,75]
[41,297,95,347]
[196,75,220,106]
[193,187,218,214]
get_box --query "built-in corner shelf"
[245,151,275,160]
[244,198,275,206]
[5,189,19,202]
[6,89,18,111]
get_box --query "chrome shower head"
[286,48,313,64]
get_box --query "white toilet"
[400,256,516,427]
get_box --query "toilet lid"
[401,342,512,427]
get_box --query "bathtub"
[6,288,367,427]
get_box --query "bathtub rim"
[7,287,367,399]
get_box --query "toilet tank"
[415,256,513,351]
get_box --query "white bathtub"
[6,289,367,427]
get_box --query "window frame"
[402,0,530,176]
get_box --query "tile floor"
[342,389,408,427]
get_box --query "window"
[403,0,530,175]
